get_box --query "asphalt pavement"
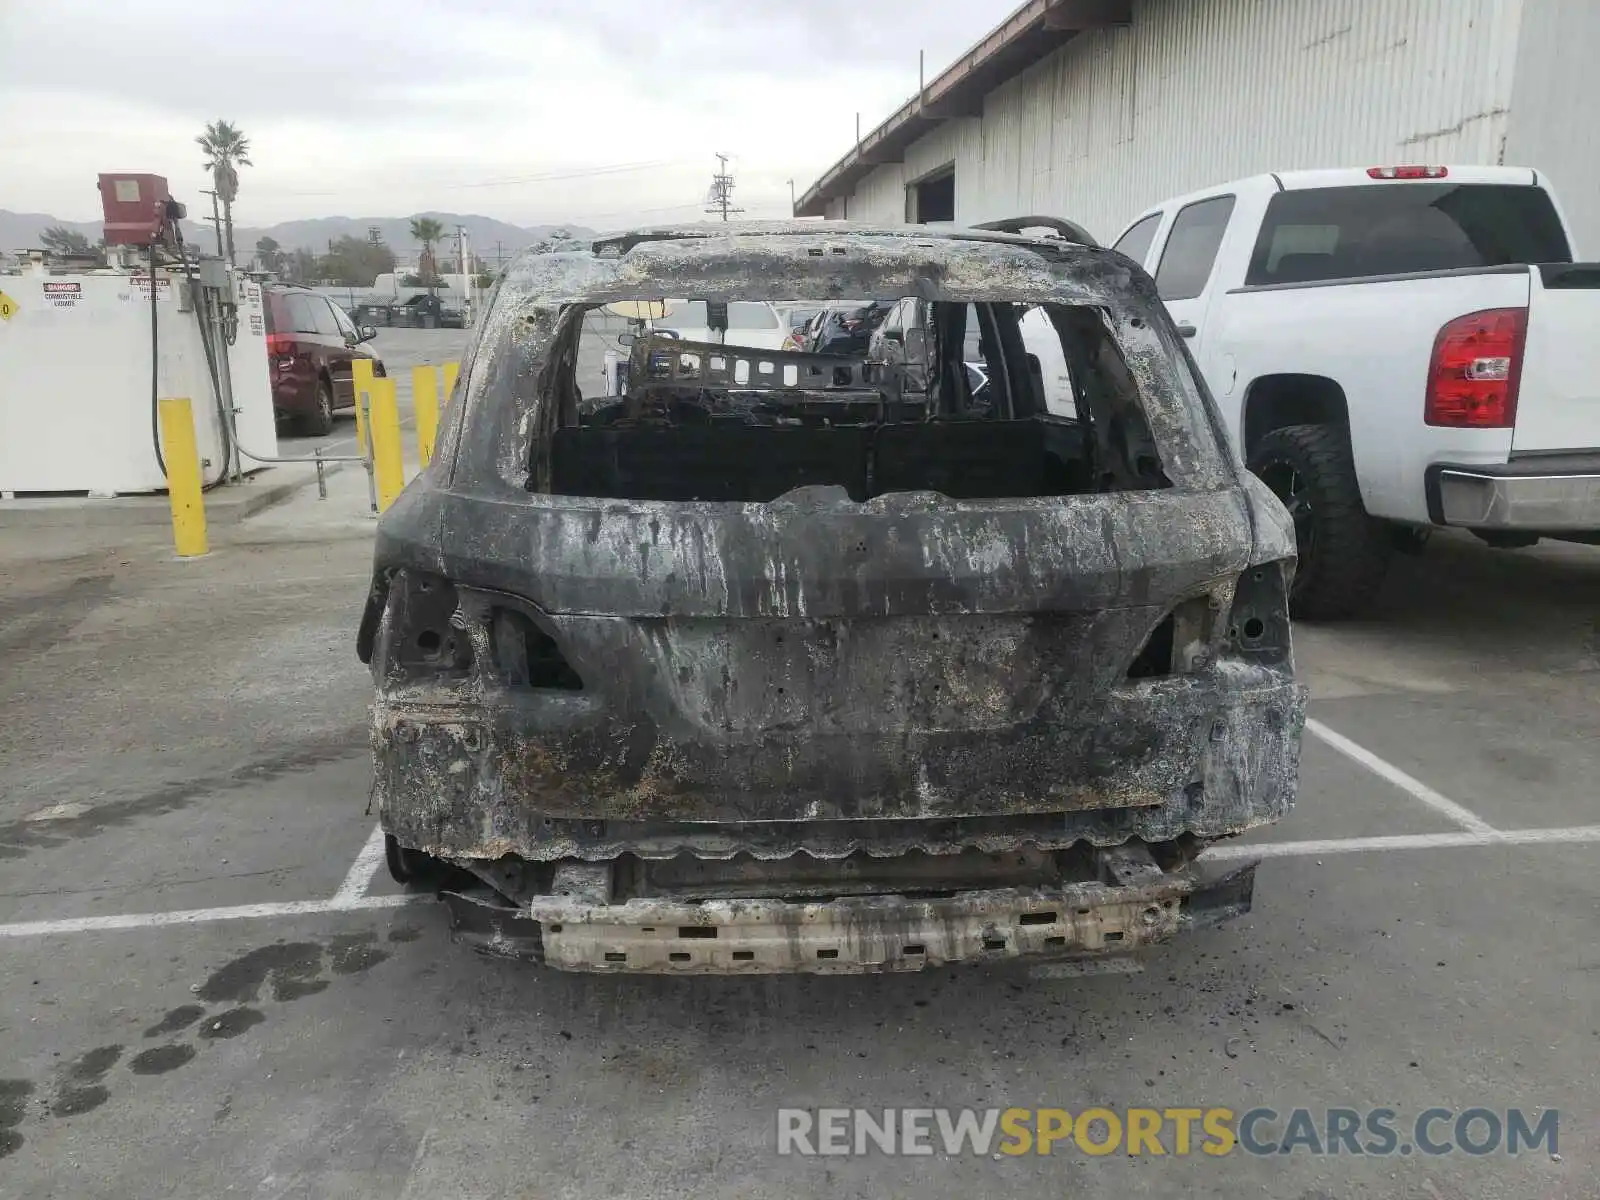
[0,389,1596,1197]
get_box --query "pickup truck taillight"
[1425,307,1526,428]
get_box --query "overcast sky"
[0,0,1012,228]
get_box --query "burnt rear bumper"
[440,856,1257,974]
[374,661,1305,858]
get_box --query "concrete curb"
[0,462,347,530]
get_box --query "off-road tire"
[1247,423,1389,620]
[300,378,335,436]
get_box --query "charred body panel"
[360,222,1307,972]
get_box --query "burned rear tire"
[1248,423,1389,621]
[384,833,449,887]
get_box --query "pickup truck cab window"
[1245,183,1572,285]
[1112,212,1162,268]
[1155,195,1236,301]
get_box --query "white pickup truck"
[1109,165,1600,618]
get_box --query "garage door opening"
[909,168,955,224]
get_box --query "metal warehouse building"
[797,0,1600,252]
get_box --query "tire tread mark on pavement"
[0,729,366,860]
[0,574,115,658]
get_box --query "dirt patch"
[129,1044,197,1076]
[144,1005,206,1038]
[197,1007,266,1040]
[196,942,328,1004]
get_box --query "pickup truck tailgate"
[1514,264,1600,453]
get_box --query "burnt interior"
[527,298,1169,502]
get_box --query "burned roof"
[490,220,1137,315]
[581,219,1094,258]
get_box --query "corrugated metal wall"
[840,0,1534,244]
[1503,0,1600,257]
[842,119,985,222]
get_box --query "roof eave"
[795,0,1131,217]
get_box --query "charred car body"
[358,221,1307,974]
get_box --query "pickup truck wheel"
[1248,424,1389,620]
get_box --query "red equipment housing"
[97,173,182,246]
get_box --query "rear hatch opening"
[534,296,1171,502]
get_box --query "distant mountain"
[0,209,593,264]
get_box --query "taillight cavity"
[1425,307,1526,428]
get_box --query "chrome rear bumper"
[1432,458,1600,531]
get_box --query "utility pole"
[705,153,744,223]
[455,224,471,324]
[201,189,223,257]
[787,179,796,216]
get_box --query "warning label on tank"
[129,276,172,301]
[249,312,263,335]
[43,281,82,308]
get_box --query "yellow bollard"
[158,397,208,557]
[412,364,440,466]
[368,376,406,512]
[351,358,374,449]
[442,360,460,405]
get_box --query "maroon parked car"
[264,286,386,434]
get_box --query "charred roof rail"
[970,215,1099,247]
[587,220,1098,259]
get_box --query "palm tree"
[196,119,252,265]
[40,226,94,255]
[409,217,445,296]
[255,235,283,275]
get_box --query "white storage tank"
[0,260,278,496]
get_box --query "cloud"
[0,0,1008,226]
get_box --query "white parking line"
[1306,717,1496,834]
[0,894,420,939]
[332,824,388,903]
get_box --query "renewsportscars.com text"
[776,1106,1559,1158]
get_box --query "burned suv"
[358,221,1306,974]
